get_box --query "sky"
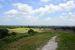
[0,0,75,26]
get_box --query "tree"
[0,28,9,39]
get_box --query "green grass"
[9,28,29,33]
[1,28,75,50]
[0,33,28,49]
[18,32,55,50]
[0,32,56,50]
[57,32,75,50]
[9,28,42,33]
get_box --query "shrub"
[0,28,9,39]
[11,32,17,35]
[28,29,35,35]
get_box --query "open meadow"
[0,27,75,50]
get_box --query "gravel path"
[41,36,57,50]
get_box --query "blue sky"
[0,0,75,26]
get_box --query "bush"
[11,32,17,35]
[28,29,35,35]
[0,28,9,39]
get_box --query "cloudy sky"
[0,0,75,26]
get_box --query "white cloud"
[33,0,75,16]
[6,0,75,16]
[40,0,49,3]
[5,9,18,16]
[43,12,75,26]
[59,0,75,10]
[4,0,75,26]
[13,3,33,14]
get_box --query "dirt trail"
[41,36,57,50]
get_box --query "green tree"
[0,28,9,39]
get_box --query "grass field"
[9,28,43,33]
[0,33,28,49]
[0,28,56,50]
[57,32,75,50]
[0,32,56,50]
[0,28,75,50]
[9,28,29,33]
